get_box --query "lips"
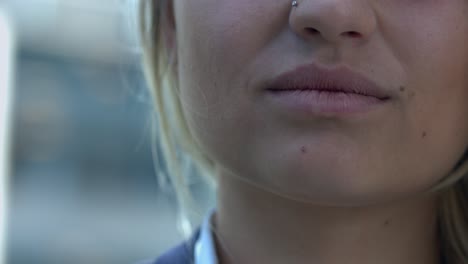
[265,64,391,101]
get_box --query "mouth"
[264,64,391,116]
[266,64,390,99]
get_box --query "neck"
[213,173,441,264]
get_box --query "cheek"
[175,0,286,87]
[396,38,468,189]
[175,0,284,150]
[378,0,468,157]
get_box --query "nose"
[289,0,377,45]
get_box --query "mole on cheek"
[399,86,406,92]
[422,131,427,138]
[301,146,307,154]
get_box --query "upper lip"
[265,64,391,100]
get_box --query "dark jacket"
[140,228,201,264]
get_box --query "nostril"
[343,31,362,38]
[304,28,362,39]
[305,27,320,35]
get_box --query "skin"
[165,0,468,263]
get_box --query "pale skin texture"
[164,0,468,263]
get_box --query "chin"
[249,159,431,207]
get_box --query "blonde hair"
[137,0,468,262]
[138,0,217,235]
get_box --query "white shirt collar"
[194,209,219,264]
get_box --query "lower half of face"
[175,0,468,206]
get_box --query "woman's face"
[172,0,468,205]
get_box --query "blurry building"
[2,1,214,263]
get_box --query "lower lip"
[266,89,388,116]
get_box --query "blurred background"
[1,1,214,263]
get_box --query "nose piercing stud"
[292,0,298,7]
